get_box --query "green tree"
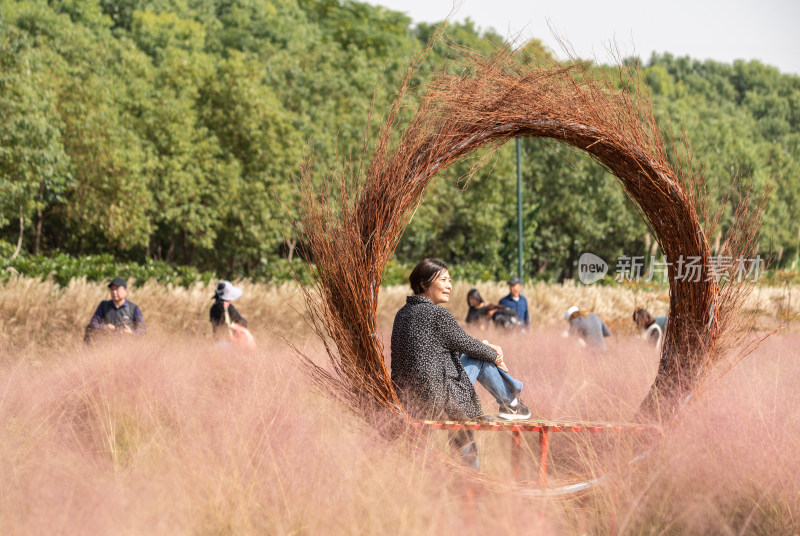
[198,50,304,271]
[0,26,69,255]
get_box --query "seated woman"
[391,258,530,469]
[562,305,611,353]
[465,288,490,326]
[465,288,519,329]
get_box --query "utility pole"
[516,138,523,280]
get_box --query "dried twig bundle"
[294,43,766,425]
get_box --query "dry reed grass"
[0,276,310,357]
[2,276,795,359]
[2,329,797,534]
[443,280,798,335]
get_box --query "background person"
[633,308,668,349]
[498,276,529,328]
[391,258,530,469]
[210,281,254,348]
[562,305,611,352]
[465,288,519,329]
[84,277,145,342]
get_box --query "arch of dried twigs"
[294,44,764,449]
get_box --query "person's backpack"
[491,306,519,329]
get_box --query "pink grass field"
[1,320,798,535]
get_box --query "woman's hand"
[483,341,509,372]
[486,342,503,359]
[495,358,509,373]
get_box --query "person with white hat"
[562,305,611,352]
[210,281,254,348]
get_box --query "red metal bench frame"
[413,418,661,488]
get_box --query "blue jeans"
[460,353,524,407]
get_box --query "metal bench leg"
[511,430,521,479]
[539,428,549,488]
[465,484,475,523]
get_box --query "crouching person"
[84,277,146,343]
[562,305,610,353]
[633,308,667,349]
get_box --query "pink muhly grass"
[0,334,558,534]
[611,335,800,534]
[1,328,798,534]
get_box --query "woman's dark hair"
[212,281,225,300]
[409,258,448,295]
[466,288,483,306]
[633,307,654,328]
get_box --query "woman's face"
[468,295,481,308]
[422,269,452,305]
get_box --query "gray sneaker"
[497,399,531,421]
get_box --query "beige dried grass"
[0,276,309,357]
[1,276,789,362]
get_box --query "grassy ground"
[1,277,798,534]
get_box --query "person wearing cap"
[562,305,611,352]
[210,281,251,343]
[498,276,529,327]
[84,277,146,342]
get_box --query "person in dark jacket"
[209,280,248,341]
[84,277,145,343]
[562,305,611,352]
[391,258,530,469]
[498,276,529,327]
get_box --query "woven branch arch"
[297,46,761,424]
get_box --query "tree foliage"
[1,0,799,280]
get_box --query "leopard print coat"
[391,295,497,420]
